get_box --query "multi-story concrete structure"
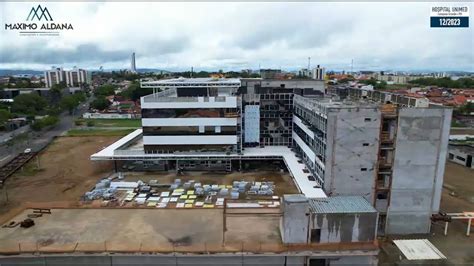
[131,52,137,73]
[448,144,474,169]
[312,65,325,80]
[91,79,451,236]
[140,78,242,155]
[44,67,88,88]
[240,78,325,146]
[292,88,452,234]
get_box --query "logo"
[26,5,53,21]
[430,6,469,28]
[4,5,74,36]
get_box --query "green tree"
[11,93,48,116]
[31,115,59,131]
[59,95,79,114]
[71,92,86,104]
[59,92,87,114]
[49,82,67,105]
[0,109,11,130]
[90,96,111,110]
[456,102,474,115]
[119,82,153,101]
[94,84,116,97]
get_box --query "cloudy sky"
[1,2,473,72]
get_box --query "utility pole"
[308,57,311,70]
[351,59,354,74]
[36,155,40,169]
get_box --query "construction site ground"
[0,208,283,253]
[0,136,471,261]
[0,136,298,223]
[379,161,474,265]
[0,137,119,221]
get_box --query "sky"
[0,2,473,72]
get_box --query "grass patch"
[77,119,141,128]
[66,128,136,136]
[451,120,467,127]
[14,163,44,177]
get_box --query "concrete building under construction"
[90,78,451,236]
[32,77,449,265]
[292,90,451,234]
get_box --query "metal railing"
[143,95,229,103]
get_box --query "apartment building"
[292,89,452,234]
[44,67,88,88]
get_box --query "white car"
[24,148,32,154]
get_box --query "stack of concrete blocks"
[84,179,117,201]
[280,194,309,244]
[170,179,181,190]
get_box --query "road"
[0,98,91,167]
[0,125,31,144]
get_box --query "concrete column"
[280,194,309,244]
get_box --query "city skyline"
[1,2,473,71]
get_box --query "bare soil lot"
[380,161,474,265]
[0,136,298,223]
[0,136,119,222]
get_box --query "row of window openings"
[294,108,327,133]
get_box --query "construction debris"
[20,219,35,228]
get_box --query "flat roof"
[393,239,446,260]
[448,144,474,154]
[141,77,241,86]
[91,131,326,198]
[0,209,276,252]
[309,196,376,214]
[0,208,377,255]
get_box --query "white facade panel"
[244,105,260,143]
[142,118,237,127]
[141,97,237,109]
[293,115,315,140]
[143,135,237,145]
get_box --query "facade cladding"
[293,88,452,235]
[140,78,242,154]
[240,79,325,146]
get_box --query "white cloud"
[0,2,472,71]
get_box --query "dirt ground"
[0,136,298,223]
[0,136,119,222]
[442,161,474,205]
[379,161,474,265]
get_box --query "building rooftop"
[309,196,376,214]
[449,143,474,155]
[0,208,377,255]
[141,77,241,88]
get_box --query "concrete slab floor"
[0,208,282,252]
